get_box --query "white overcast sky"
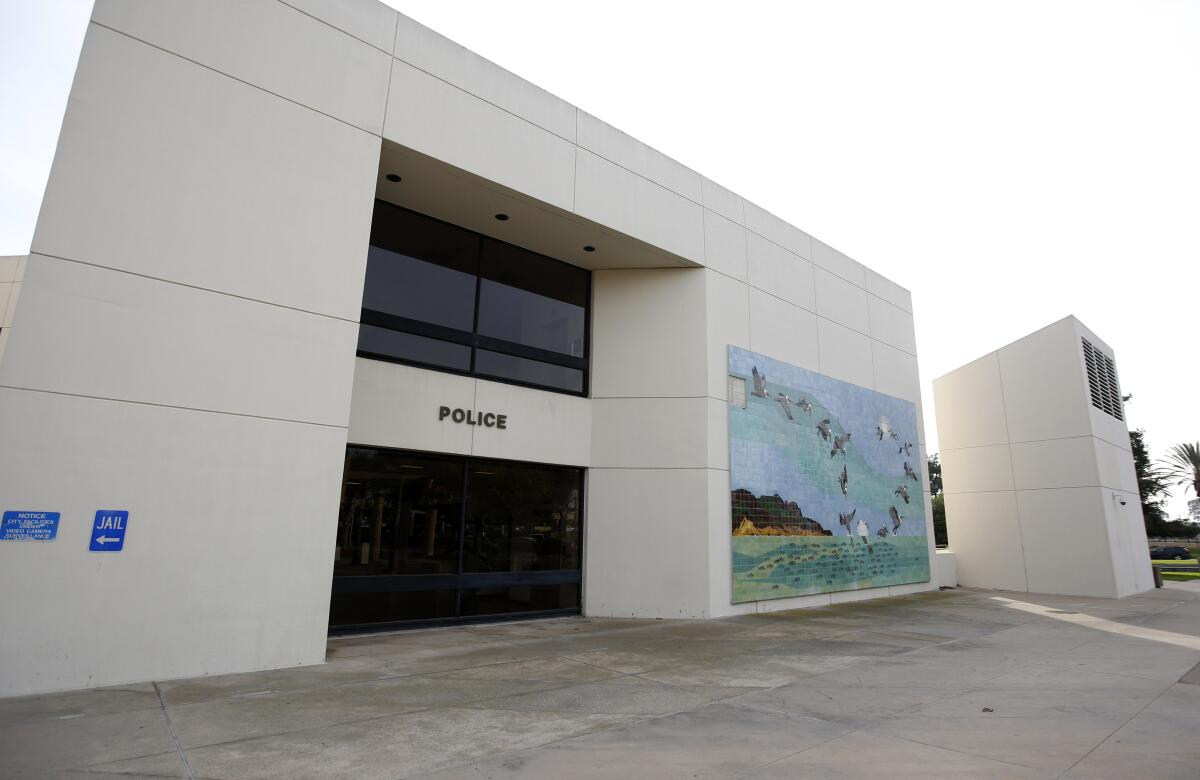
[3,1,1197,517]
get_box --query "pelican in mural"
[775,392,795,420]
[831,432,851,459]
[889,505,903,535]
[856,517,871,547]
[898,441,913,457]
[751,366,768,398]
[838,464,849,496]
[903,461,920,482]
[796,397,813,415]
[894,484,911,504]
[876,417,899,441]
[816,418,832,442]
[838,508,856,536]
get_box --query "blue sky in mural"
[729,346,927,539]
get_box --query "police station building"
[0,0,935,697]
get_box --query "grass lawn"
[1152,559,1198,565]
[1161,571,1200,582]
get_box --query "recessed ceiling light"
[385,173,401,182]
[494,213,509,221]
[583,245,596,252]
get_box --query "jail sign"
[89,510,129,552]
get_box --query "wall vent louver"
[1081,338,1123,421]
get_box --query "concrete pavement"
[3,584,1199,779]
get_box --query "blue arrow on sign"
[89,510,129,552]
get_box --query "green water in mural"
[733,535,930,601]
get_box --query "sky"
[2,0,1197,517]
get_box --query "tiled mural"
[728,346,931,603]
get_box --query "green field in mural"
[728,346,931,603]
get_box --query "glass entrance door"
[329,447,582,631]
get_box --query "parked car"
[1150,546,1195,560]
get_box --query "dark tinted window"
[478,241,587,357]
[358,201,590,395]
[459,584,580,616]
[463,461,582,573]
[334,449,464,577]
[357,325,471,371]
[474,350,583,393]
[330,448,583,630]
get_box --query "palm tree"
[1162,442,1200,497]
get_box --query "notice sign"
[89,510,129,552]
[1,511,61,541]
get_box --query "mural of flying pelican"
[898,441,913,457]
[816,418,832,442]
[838,508,856,536]
[889,505,903,535]
[751,366,768,398]
[831,432,851,458]
[775,392,794,420]
[903,461,919,482]
[876,417,898,441]
[894,484,910,504]
[838,464,848,495]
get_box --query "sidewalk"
[3,586,1198,779]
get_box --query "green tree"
[1162,442,1200,498]
[928,454,947,547]
[1129,428,1171,532]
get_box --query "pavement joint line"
[152,681,195,780]
[1054,681,1176,778]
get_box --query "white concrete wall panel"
[347,358,474,455]
[385,60,576,212]
[1103,496,1155,597]
[472,378,591,466]
[1016,487,1118,597]
[32,25,380,320]
[871,339,921,404]
[703,209,748,282]
[590,397,707,469]
[867,294,917,355]
[585,468,710,618]
[1093,437,1139,494]
[932,354,1010,450]
[574,150,705,264]
[0,388,344,697]
[591,269,707,398]
[944,490,1028,591]
[0,256,23,283]
[996,320,1092,444]
[941,444,1016,495]
[0,255,358,426]
[1009,437,1101,491]
[746,232,816,311]
[700,178,744,225]
[932,550,958,588]
[283,0,398,52]
[706,398,730,472]
[811,238,867,287]
[743,201,812,260]
[92,0,392,134]
[704,270,751,401]
[864,267,913,313]
[577,112,701,201]
[816,316,873,389]
[748,288,820,373]
[393,13,576,141]
[814,266,869,334]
